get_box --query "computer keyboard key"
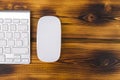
[0,48,3,53]
[22,32,28,38]
[23,38,29,47]
[12,48,28,54]
[10,24,16,31]
[5,19,12,23]
[2,24,8,31]
[21,55,29,58]
[6,58,13,62]
[0,40,6,47]
[0,19,3,23]
[4,47,11,54]
[0,59,4,62]
[18,24,28,31]
[5,54,14,58]
[0,25,1,30]
[14,32,20,39]
[7,40,14,46]
[6,32,13,39]
[0,55,5,62]
[14,58,21,62]
[15,40,22,47]
[14,55,21,58]
[0,32,5,39]
[20,19,28,23]
[13,19,20,23]
[22,58,29,63]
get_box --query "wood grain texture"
[0,0,120,80]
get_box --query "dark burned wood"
[85,50,120,74]
[4,2,29,10]
[60,48,120,74]
[40,7,56,16]
[0,65,14,75]
[78,3,115,25]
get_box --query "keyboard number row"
[0,39,29,47]
[0,24,28,31]
[0,32,28,39]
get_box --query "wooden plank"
[0,0,119,80]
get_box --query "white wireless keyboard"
[0,11,30,64]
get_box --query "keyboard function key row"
[0,19,28,23]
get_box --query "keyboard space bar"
[12,48,29,54]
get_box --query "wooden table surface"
[0,0,120,80]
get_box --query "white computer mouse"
[37,16,61,62]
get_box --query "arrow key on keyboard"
[22,58,29,63]
[14,58,21,62]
